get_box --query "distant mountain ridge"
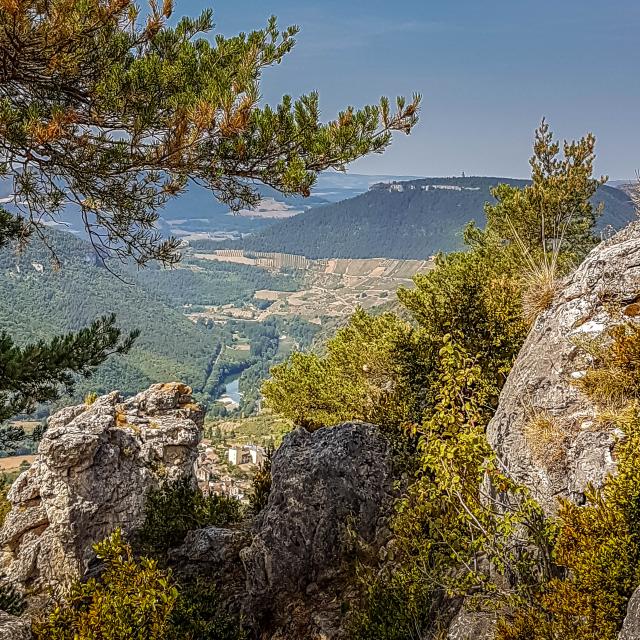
[222,176,636,260]
[39,172,422,242]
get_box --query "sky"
[182,0,639,180]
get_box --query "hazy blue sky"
[183,1,639,179]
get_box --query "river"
[224,377,243,404]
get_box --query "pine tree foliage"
[0,0,420,265]
[485,119,606,264]
[0,313,137,421]
[0,0,418,422]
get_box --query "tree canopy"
[0,0,418,421]
[0,0,420,265]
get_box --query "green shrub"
[137,477,242,557]
[166,578,247,640]
[347,563,438,640]
[32,530,177,640]
[0,573,25,616]
[0,475,11,528]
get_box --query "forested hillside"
[227,177,635,259]
[0,230,299,407]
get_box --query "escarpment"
[0,383,203,596]
[487,220,640,515]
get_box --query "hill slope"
[0,230,298,405]
[227,177,635,259]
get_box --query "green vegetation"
[0,573,25,616]
[0,423,41,456]
[264,309,422,434]
[33,530,177,640]
[0,0,419,265]
[136,478,242,557]
[266,121,619,638]
[133,259,301,310]
[166,579,247,640]
[227,176,633,260]
[0,0,417,426]
[0,228,315,414]
[206,317,319,418]
[496,321,640,640]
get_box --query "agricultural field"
[185,249,433,325]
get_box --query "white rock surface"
[0,611,30,640]
[0,383,203,595]
[487,221,640,515]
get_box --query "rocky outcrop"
[0,383,203,597]
[0,612,30,640]
[487,221,640,515]
[620,586,640,639]
[447,606,496,640]
[172,422,396,640]
[242,422,395,638]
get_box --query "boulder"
[0,612,30,640]
[0,383,203,596]
[621,586,640,640]
[240,422,395,638]
[171,422,396,640]
[487,221,640,515]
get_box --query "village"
[195,440,267,503]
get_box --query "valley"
[1,175,634,484]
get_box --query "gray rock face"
[0,612,30,640]
[621,586,640,639]
[240,422,395,638]
[0,383,203,596]
[487,221,640,515]
[171,422,395,639]
[447,606,496,640]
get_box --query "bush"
[166,578,247,640]
[0,573,25,616]
[32,530,177,640]
[347,564,438,640]
[136,477,242,557]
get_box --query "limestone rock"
[0,383,203,596]
[0,612,30,640]
[240,422,395,638]
[172,422,395,640]
[621,586,640,640]
[447,605,496,640]
[487,221,640,515]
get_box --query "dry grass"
[523,410,568,468]
[572,322,640,411]
[574,368,635,410]
[503,214,570,325]
[0,455,36,472]
[521,270,562,325]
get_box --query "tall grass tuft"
[504,213,572,325]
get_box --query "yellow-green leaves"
[33,529,178,640]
